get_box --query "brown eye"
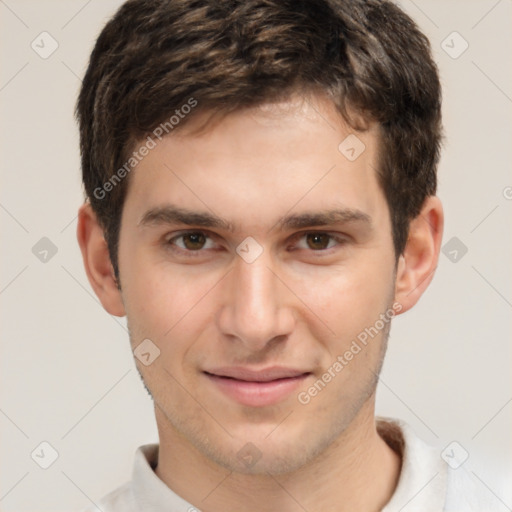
[306,233,331,250]
[165,230,219,257]
[182,232,207,250]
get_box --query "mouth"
[203,367,312,407]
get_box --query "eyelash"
[164,230,347,258]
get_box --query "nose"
[216,251,296,351]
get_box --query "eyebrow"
[138,205,372,232]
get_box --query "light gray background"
[1,1,511,510]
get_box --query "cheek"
[292,262,392,342]
[121,257,220,348]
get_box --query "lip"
[204,366,311,407]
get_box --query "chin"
[190,421,340,476]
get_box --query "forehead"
[122,94,386,234]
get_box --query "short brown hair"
[76,0,442,277]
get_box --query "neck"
[154,401,401,512]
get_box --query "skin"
[77,92,443,512]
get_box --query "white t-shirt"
[82,418,507,511]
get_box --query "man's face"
[117,93,398,474]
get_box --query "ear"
[76,202,126,317]
[394,196,444,314]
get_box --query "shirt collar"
[379,417,447,511]
[132,444,197,512]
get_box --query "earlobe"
[76,203,126,317]
[394,196,444,315]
